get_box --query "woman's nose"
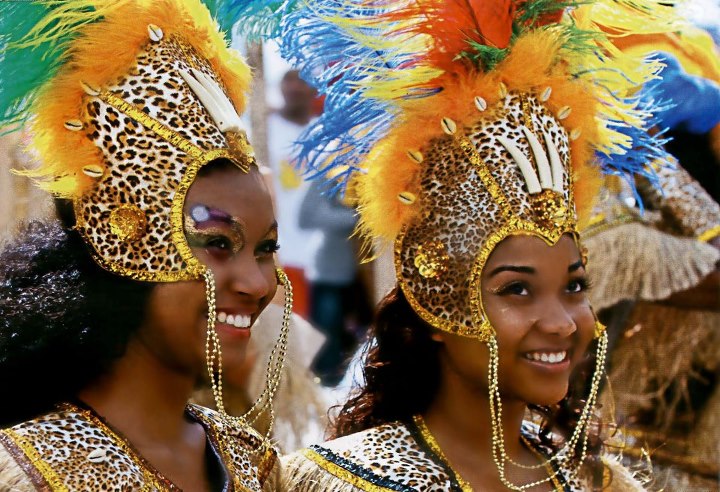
[535,300,577,337]
[229,256,274,300]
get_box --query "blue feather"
[278,1,432,191]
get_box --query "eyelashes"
[569,277,592,293]
[257,239,280,256]
[493,281,528,296]
[491,277,592,296]
[188,233,279,259]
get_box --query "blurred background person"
[299,179,374,387]
[265,69,319,318]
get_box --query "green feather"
[0,1,100,130]
[457,43,509,72]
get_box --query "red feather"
[382,0,516,72]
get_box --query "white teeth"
[216,312,252,328]
[526,351,567,364]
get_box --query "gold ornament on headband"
[414,241,449,279]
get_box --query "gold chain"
[239,269,292,428]
[204,269,225,414]
[203,268,293,457]
[487,331,609,490]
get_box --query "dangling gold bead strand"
[487,330,609,490]
[204,269,226,415]
[229,268,293,454]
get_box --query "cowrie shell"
[570,128,582,140]
[474,96,487,111]
[64,120,84,131]
[557,106,572,120]
[148,24,164,42]
[540,86,552,102]
[407,150,424,164]
[82,165,104,179]
[441,117,457,135]
[398,192,417,205]
[87,448,107,464]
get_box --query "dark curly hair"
[0,205,153,426]
[333,287,608,487]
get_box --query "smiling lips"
[217,311,252,328]
[523,350,568,364]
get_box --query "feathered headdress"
[0,0,253,281]
[240,0,680,333]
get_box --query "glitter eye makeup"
[185,204,246,256]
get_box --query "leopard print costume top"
[279,420,641,492]
[0,403,275,491]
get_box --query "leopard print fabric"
[282,421,590,491]
[0,403,269,491]
[76,34,249,282]
[397,93,573,335]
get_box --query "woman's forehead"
[487,234,579,264]
[185,169,274,222]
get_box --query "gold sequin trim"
[301,448,400,492]
[455,135,514,222]
[469,220,577,336]
[1,429,69,492]
[520,93,534,130]
[185,406,254,492]
[412,416,473,492]
[101,91,206,161]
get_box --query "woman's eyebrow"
[568,260,584,272]
[488,265,535,277]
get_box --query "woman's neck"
[77,336,197,444]
[424,364,528,462]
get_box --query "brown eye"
[256,240,280,258]
[206,236,232,251]
[498,281,529,296]
[567,277,590,293]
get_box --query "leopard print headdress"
[272,0,681,339]
[0,0,254,282]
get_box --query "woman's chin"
[524,386,569,407]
